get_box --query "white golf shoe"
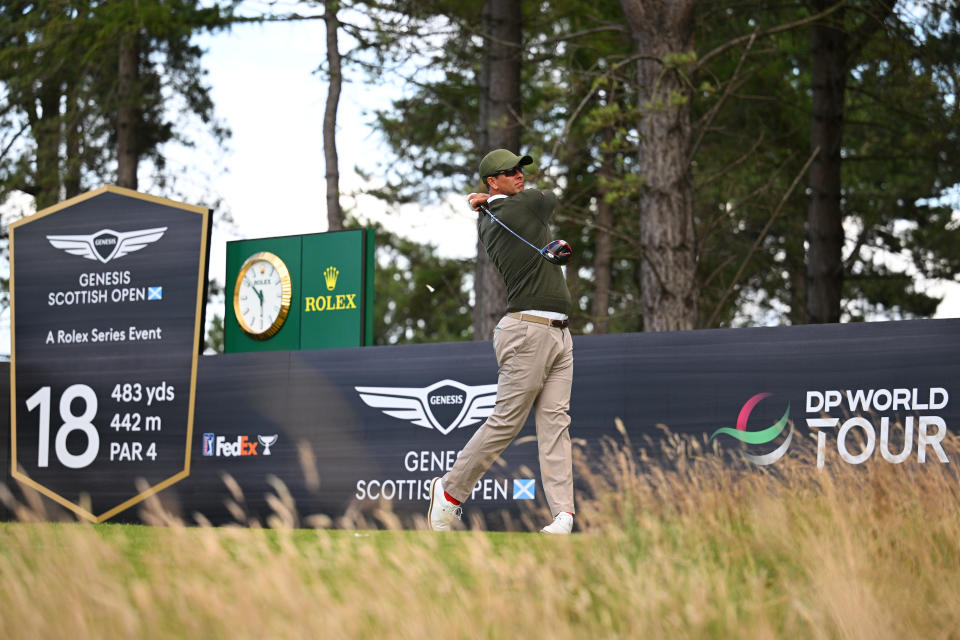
[541,512,574,534]
[428,477,462,531]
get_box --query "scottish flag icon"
[148,286,163,300]
[513,479,535,500]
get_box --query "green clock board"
[225,229,374,353]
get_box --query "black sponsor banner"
[2,318,958,526]
[8,187,210,522]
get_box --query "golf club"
[477,203,572,266]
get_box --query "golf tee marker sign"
[9,186,211,522]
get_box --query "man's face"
[486,166,525,196]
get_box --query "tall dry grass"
[2,422,960,639]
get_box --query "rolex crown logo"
[324,266,339,291]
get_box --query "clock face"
[233,252,292,339]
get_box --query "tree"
[619,0,699,331]
[204,279,226,353]
[0,0,235,207]
[687,1,960,326]
[473,0,522,340]
[0,2,73,209]
[0,1,237,353]
[806,1,890,322]
[116,19,140,190]
[323,0,344,230]
[689,3,819,328]
[799,1,960,322]
[834,1,960,320]
[360,0,960,334]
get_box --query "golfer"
[428,149,575,534]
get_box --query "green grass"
[3,428,960,639]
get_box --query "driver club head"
[541,239,573,265]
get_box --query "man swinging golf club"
[427,149,576,534]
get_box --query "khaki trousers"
[443,314,575,516]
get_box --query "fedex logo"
[214,435,259,457]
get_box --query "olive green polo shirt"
[478,188,571,315]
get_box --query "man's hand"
[467,193,490,210]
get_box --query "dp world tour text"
[805,387,950,468]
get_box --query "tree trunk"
[64,81,81,199]
[473,0,521,340]
[787,227,807,325]
[33,81,62,209]
[117,31,139,190]
[591,133,615,334]
[324,1,343,231]
[620,0,698,332]
[805,3,846,324]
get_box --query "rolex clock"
[233,251,292,339]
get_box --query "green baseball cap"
[479,149,533,178]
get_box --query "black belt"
[507,312,569,329]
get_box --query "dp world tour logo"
[710,393,793,465]
[46,227,167,263]
[355,379,498,435]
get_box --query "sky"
[177,16,478,288]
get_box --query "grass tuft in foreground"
[2,423,960,639]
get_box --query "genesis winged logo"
[709,393,793,465]
[46,227,167,264]
[355,378,498,435]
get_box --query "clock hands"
[244,279,265,328]
[250,282,264,306]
